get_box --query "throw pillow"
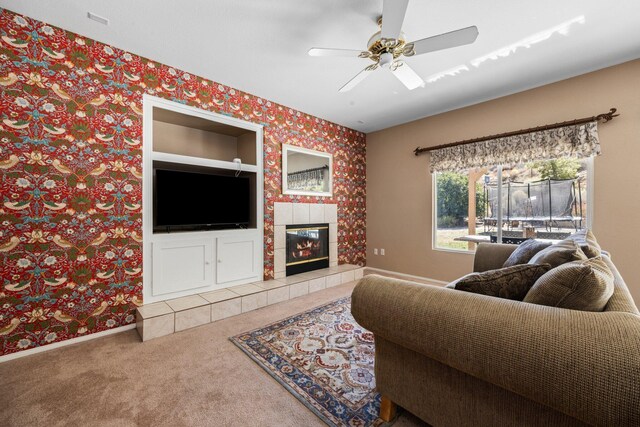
[563,229,601,258]
[451,264,551,301]
[503,239,552,267]
[528,240,587,268]
[524,256,614,311]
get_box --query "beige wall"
[366,59,640,302]
[153,120,239,161]
[237,131,257,165]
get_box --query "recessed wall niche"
[152,107,257,165]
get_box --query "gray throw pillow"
[503,239,552,267]
[524,256,614,311]
[451,264,551,301]
[528,240,587,268]
[563,229,601,258]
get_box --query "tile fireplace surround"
[136,202,358,341]
[273,202,338,279]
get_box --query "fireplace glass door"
[285,223,329,276]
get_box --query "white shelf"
[151,151,259,173]
[152,227,259,238]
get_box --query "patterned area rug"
[230,297,389,427]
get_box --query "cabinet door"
[152,238,213,296]
[216,235,259,284]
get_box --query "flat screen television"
[154,168,251,232]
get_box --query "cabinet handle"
[218,259,222,263]
[205,261,211,265]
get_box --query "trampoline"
[483,178,584,232]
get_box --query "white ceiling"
[2,0,640,133]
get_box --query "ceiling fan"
[308,0,479,92]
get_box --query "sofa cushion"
[451,264,551,301]
[524,256,614,311]
[503,239,552,267]
[528,240,587,268]
[563,229,601,258]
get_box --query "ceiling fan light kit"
[379,52,394,68]
[308,0,479,92]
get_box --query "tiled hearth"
[136,202,355,341]
[136,264,363,341]
[273,202,338,279]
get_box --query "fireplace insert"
[285,223,329,276]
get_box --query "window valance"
[429,121,601,173]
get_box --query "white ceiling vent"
[87,12,109,25]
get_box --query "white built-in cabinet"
[142,95,264,304]
[151,237,214,296]
[216,234,260,284]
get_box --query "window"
[434,157,592,252]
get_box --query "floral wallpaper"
[0,9,366,356]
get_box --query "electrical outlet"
[381,248,385,256]
[373,248,378,255]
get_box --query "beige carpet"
[0,281,426,427]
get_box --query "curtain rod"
[413,108,619,156]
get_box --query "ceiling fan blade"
[390,61,425,90]
[381,0,409,39]
[405,26,479,56]
[339,65,378,93]
[308,48,369,58]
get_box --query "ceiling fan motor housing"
[367,30,408,65]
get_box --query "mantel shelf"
[151,151,259,173]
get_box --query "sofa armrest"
[473,242,518,272]
[351,275,640,426]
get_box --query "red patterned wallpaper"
[0,9,366,356]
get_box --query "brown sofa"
[351,243,640,426]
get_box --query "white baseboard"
[363,267,449,286]
[0,324,137,363]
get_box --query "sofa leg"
[379,395,397,422]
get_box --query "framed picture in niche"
[282,144,333,197]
